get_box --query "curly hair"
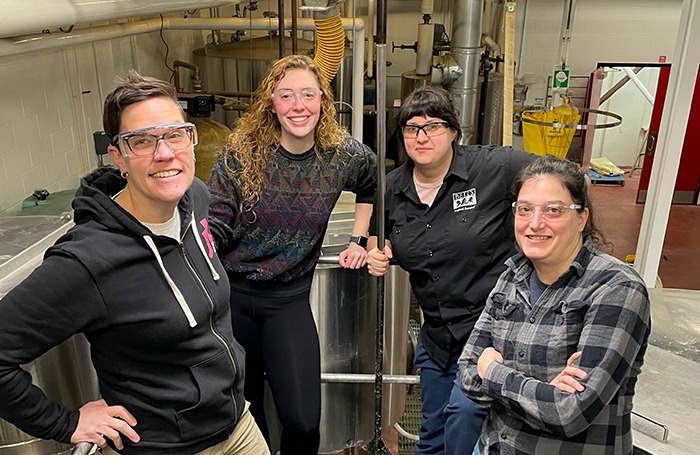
[222,54,346,213]
[512,154,611,252]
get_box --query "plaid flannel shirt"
[458,239,651,455]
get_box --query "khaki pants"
[101,402,269,455]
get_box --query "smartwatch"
[348,235,368,248]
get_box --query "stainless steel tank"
[310,262,410,454]
[192,37,353,130]
[0,216,100,455]
[265,193,412,454]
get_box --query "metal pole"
[291,0,298,54]
[364,0,390,452]
[71,443,95,455]
[277,0,286,58]
[322,373,420,384]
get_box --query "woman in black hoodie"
[0,71,268,455]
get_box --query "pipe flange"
[521,107,623,130]
[299,0,346,12]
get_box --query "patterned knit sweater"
[208,136,377,282]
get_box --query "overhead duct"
[313,12,346,81]
[450,0,484,145]
[0,0,236,38]
[302,0,347,82]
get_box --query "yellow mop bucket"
[522,99,581,157]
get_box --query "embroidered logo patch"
[453,189,476,212]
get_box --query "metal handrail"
[321,373,419,384]
[71,442,95,455]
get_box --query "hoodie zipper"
[178,223,239,420]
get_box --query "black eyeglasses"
[401,122,450,138]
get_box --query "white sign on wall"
[552,65,570,89]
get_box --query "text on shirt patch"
[453,189,476,212]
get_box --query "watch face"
[351,236,368,247]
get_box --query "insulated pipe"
[415,0,435,76]
[0,17,365,141]
[481,34,501,60]
[450,0,483,145]
[0,0,233,38]
[416,23,434,75]
[173,60,202,92]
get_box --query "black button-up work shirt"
[371,144,534,367]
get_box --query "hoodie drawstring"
[143,235,198,328]
[190,216,220,281]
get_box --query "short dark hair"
[102,70,185,145]
[513,154,610,251]
[395,85,462,160]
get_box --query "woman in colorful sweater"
[207,54,377,455]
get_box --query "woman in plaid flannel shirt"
[459,154,651,455]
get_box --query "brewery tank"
[265,192,412,454]
[192,36,354,130]
[0,208,411,454]
[0,216,100,455]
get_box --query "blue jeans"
[414,338,487,455]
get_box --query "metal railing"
[71,442,95,455]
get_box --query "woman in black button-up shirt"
[367,85,533,455]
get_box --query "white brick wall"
[0,19,204,214]
[517,0,682,105]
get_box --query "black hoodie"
[0,168,246,454]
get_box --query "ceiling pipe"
[0,17,365,140]
[0,0,234,38]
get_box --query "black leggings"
[229,282,321,455]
